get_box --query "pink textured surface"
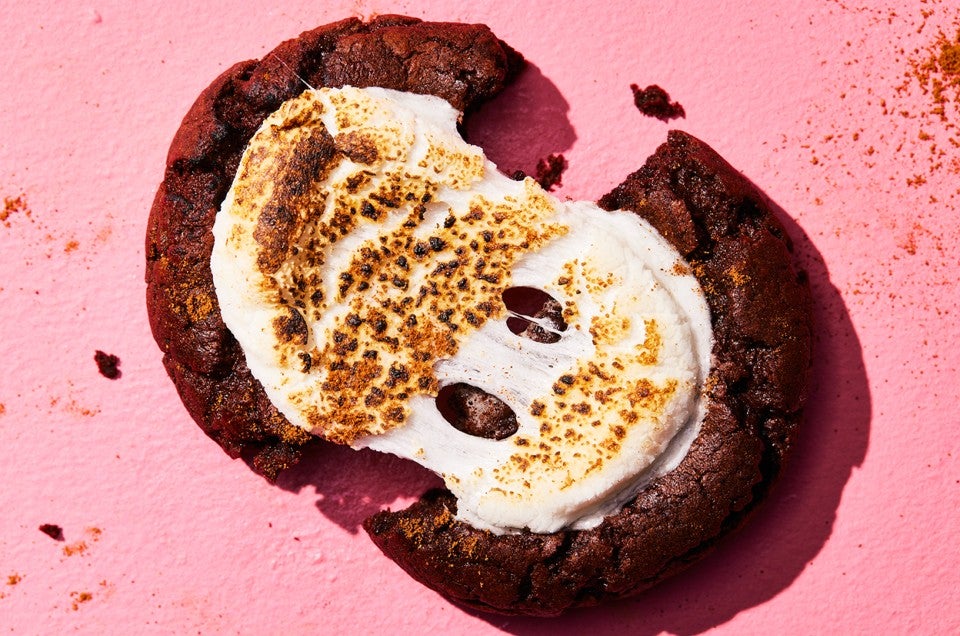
[2,0,959,633]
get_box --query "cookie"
[147,16,812,616]
[146,16,523,479]
[365,130,812,614]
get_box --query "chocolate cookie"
[147,16,812,616]
[365,130,812,615]
[146,16,523,479]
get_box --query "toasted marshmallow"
[211,86,712,533]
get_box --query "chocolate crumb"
[39,523,64,541]
[534,154,567,191]
[630,84,686,122]
[94,350,121,380]
[508,155,568,191]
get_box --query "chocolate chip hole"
[501,286,567,343]
[435,383,519,440]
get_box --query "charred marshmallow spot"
[212,87,713,533]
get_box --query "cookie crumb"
[39,524,64,541]
[6,573,22,586]
[507,155,567,191]
[94,350,121,379]
[630,84,686,122]
[534,154,567,191]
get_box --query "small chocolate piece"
[534,153,567,190]
[39,524,64,541]
[94,350,121,379]
[630,84,686,122]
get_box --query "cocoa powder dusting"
[890,13,960,188]
[1,194,30,227]
[799,2,960,206]
[69,591,93,610]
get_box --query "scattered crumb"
[62,541,88,557]
[62,527,102,557]
[508,154,568,191]
[64,239,79,253]
[69,590,93,611]
[94,350,121,380]
[630,84,686,122]
[901,25,960,122]
[39,523,65,541]
[534,154,567,191]
[1,194,30,227]
[50,394,101,418]
[6,574,22,586]
[0,403,5,416]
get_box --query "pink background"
[2,0,958,633]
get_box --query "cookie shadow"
[463,62,577,178]
[474,192,871,633]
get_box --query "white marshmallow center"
[211,87,712,533]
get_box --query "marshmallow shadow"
[463,63,577,180]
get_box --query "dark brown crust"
[147,17,812,616]
[145,16,524,480]
[363,131,813,615]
